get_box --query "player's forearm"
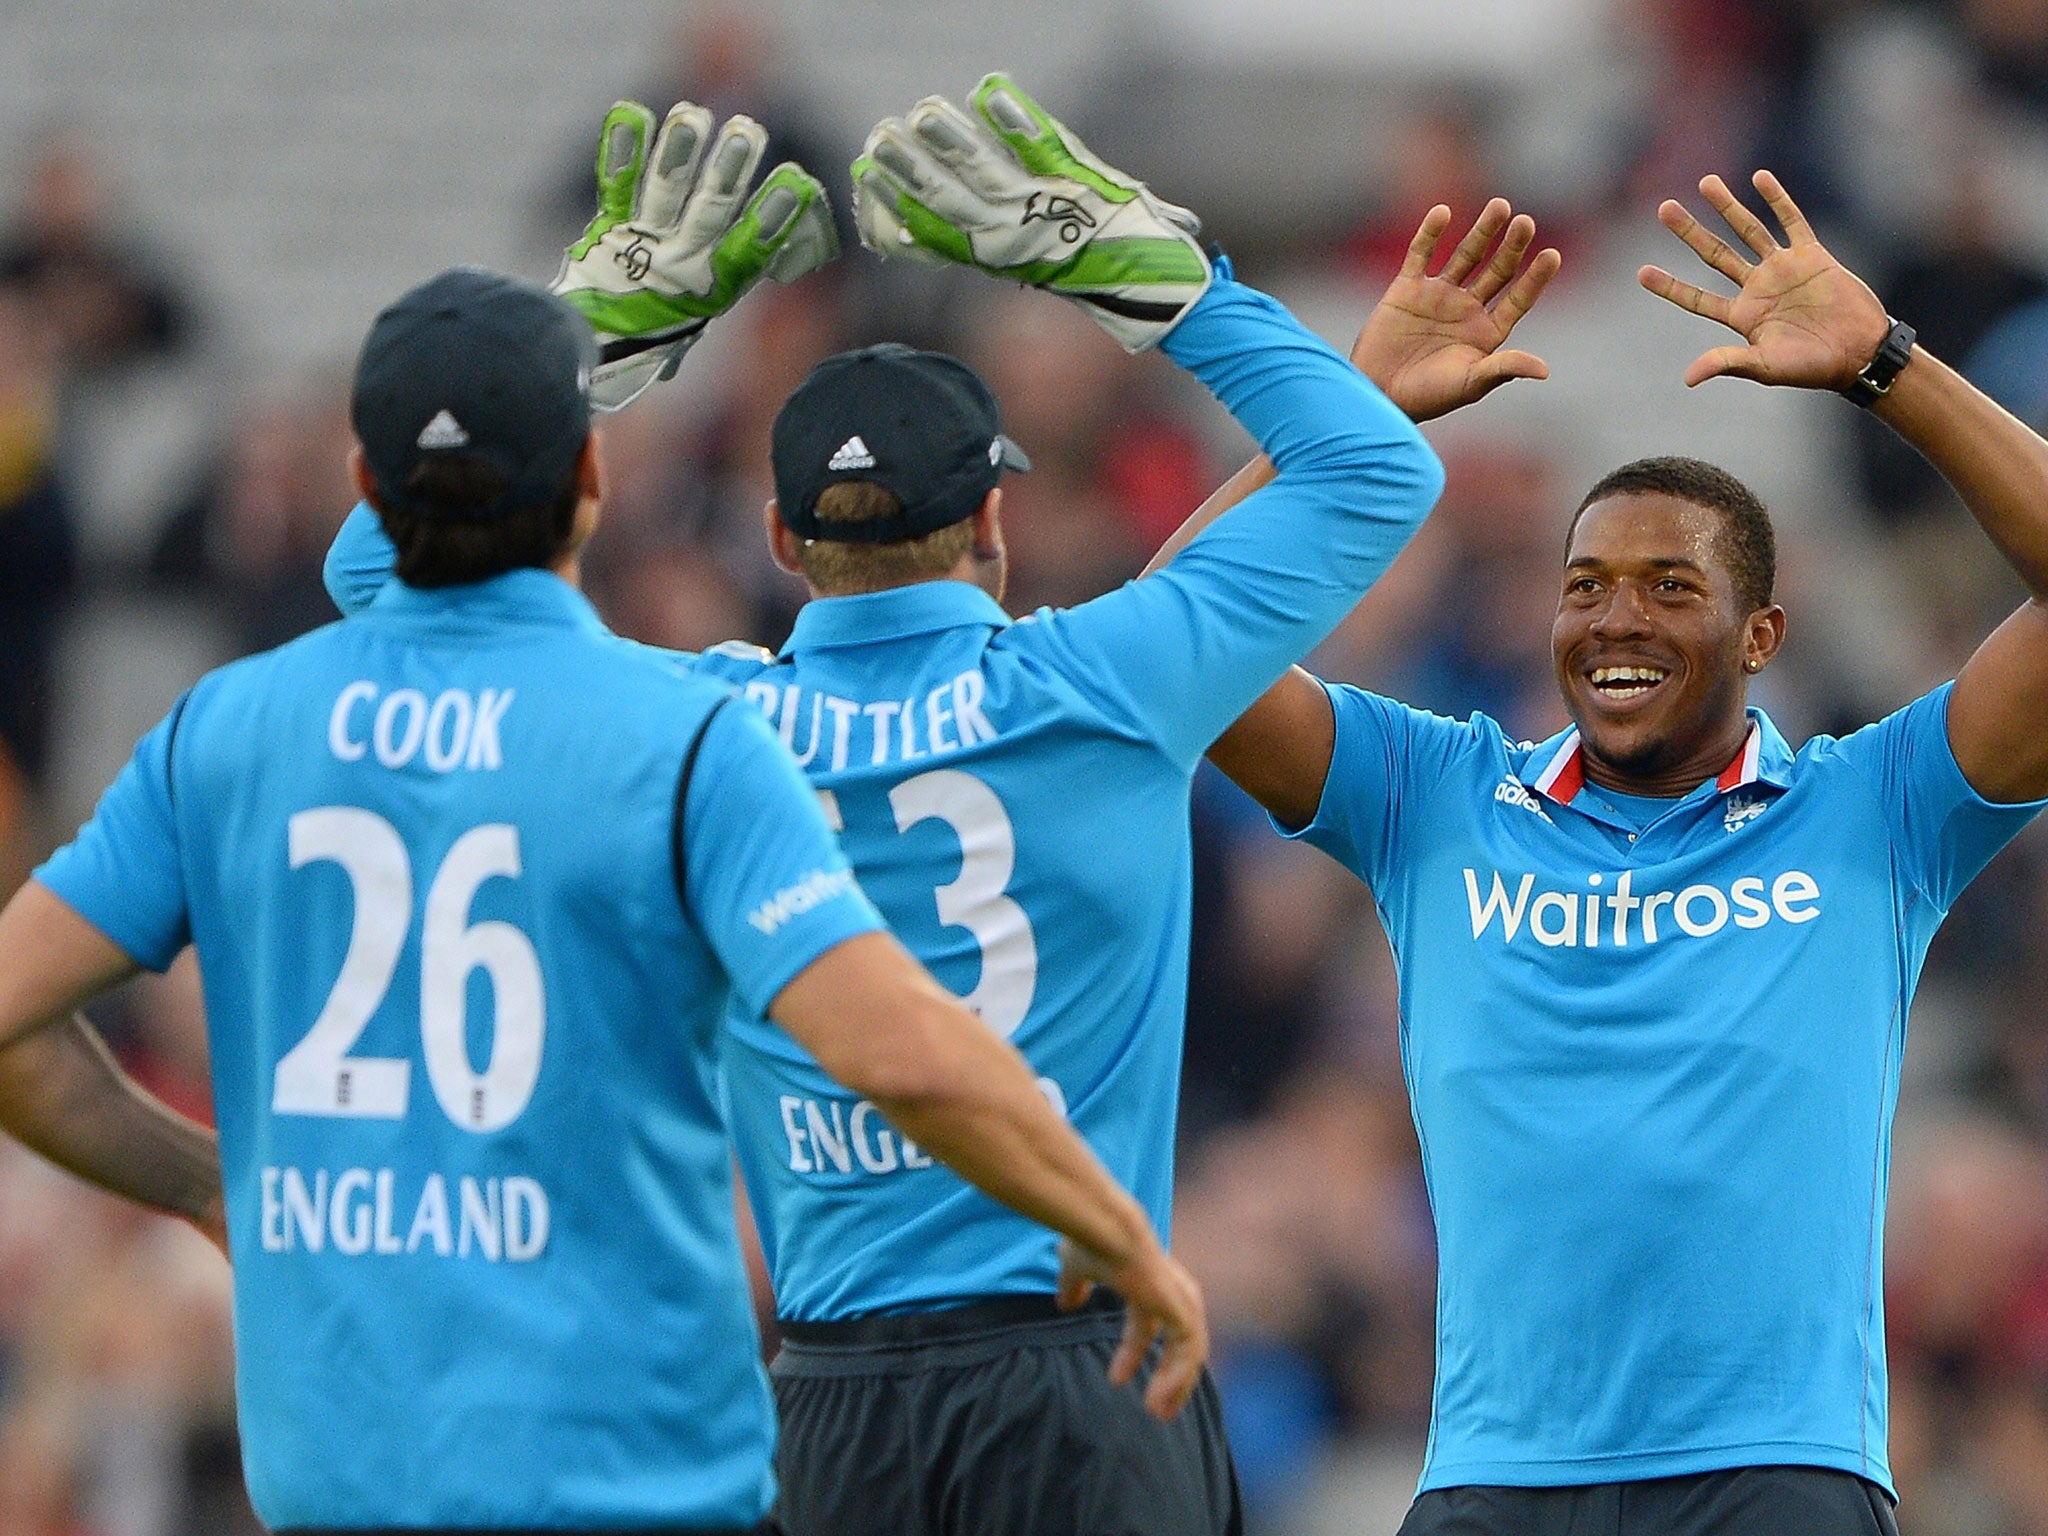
[785,941,1157,1269]
[0,1014,223,1231]
[1142,277,1441,639]
[1207,667,1336,829]
[865,1007,1156,1269]
[1875,348,2048,598]
[1137,285,1423,581]
[1140,455,1275,578]
[1160,275,1441,522]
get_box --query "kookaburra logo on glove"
[852,73,1213,352]
[1022,191,1097,244]
[551,98,841,411]
[617,235,655,283]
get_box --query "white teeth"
[1591,665,1668,687]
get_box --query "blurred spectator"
[1853,159,2047,524]
[540,3,848,252]
[579,276,849,646]
[1352,441,1571,741]
[965,288,1210,612]
[146,375,356,654]
[1175,1066,1434,1529]
[1622,0,1821,206]
[1343,106,1501,282]
[0,287,80,888]
[0,132,193,376]
[0,1146,251,1536]
[1965,0,2048,111]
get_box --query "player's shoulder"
[1797,685,1947,760]
[690,638,780,685]
[1778,684,1957,802]
[568,630,750,727]
[1327,682,1508,763]
[982,600,1137,707]
[178,619,352,717]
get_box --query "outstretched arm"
[1642,170,2048,803]
[1176,201,1561,827]
[1145,198,1559,574]
[0,881,226,1252]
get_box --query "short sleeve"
[677,697,886,1018]
[1831,681,2048,912]
[1279,683,1476,892]
[34,698,193,970]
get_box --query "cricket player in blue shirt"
[0,100,1207,1535]
[1174,170,2048,1536]
[323,74,1560,1536]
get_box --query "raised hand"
[1639,170,1890,391]
[1352,199,1561,422]
[853,74,1210,353]
[552,100,838,411]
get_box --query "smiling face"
[1552,491,1785,795]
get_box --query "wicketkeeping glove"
[852,74,1211,352]
[552,99,838,411]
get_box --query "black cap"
[351,267,597,521]
[771,343,1030,543]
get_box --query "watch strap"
[1845,317,1916,407]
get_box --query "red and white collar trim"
[1525,722,1762,805]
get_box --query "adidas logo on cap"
[417,409,470,449]
[828,434,876,471]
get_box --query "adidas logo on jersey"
[828,435,876,471]
[1493,778,1553,822]
[416,410,470,449]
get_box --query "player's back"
[708,581,1196,1320]
[156,573,781,1528]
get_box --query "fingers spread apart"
[1408,201,1563,324]
[1399,205,1455,281]
[1469,211,1537,305]
[1439,198,1512,285]
[1752,168,1816,245]
[1638,262,1735,326]
[1494,244,1562,329]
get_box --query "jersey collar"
[366,567,608,635]
[780,580,1011,657]
[1518,708,1793,807]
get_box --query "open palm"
[1352,199,1561,423]
[1640,170,1889,390]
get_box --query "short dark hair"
[1570,456,1776,613]
[375,454,582,589]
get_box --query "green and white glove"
[852,73,1211,352]
[552,99,838,411]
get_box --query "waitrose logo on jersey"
[1462,867,1821,948]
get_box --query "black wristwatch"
[1844,317,1916,407]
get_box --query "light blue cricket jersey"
[697,273,1442,1321]
[1289,682,2046,1496]
[322,265,1444,1325]
[36,570,885,1531]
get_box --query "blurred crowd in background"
[7,1,2048,1533]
